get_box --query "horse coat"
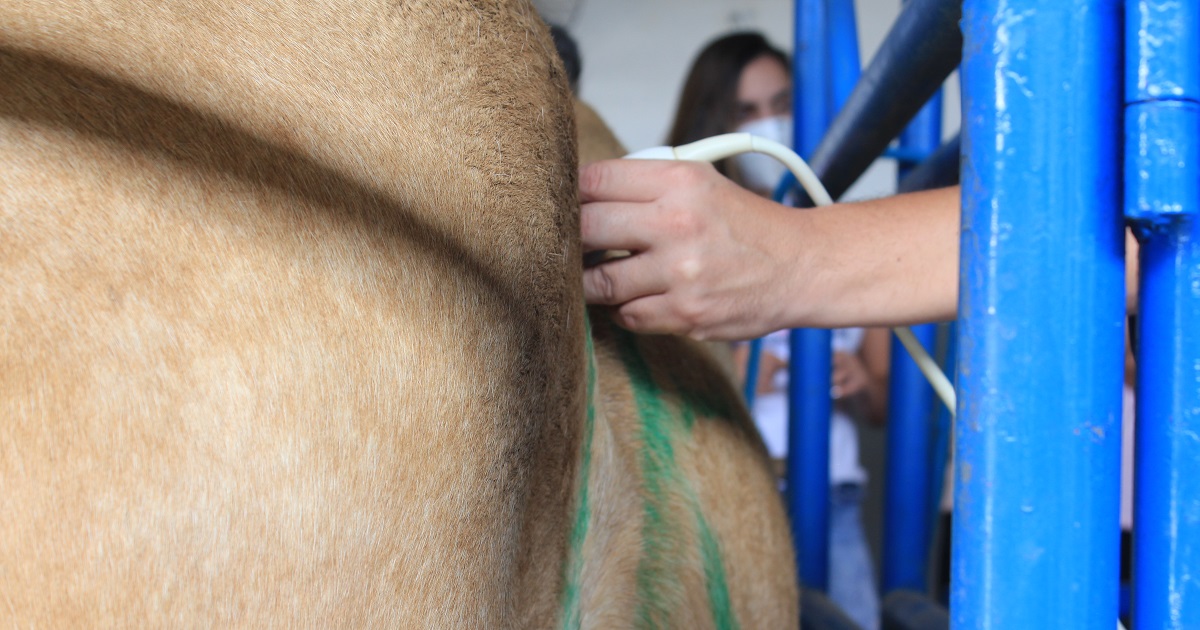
[0,1,797,626]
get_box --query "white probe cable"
[628,134,834,206]
[892,327,956,416]
[628,133,957,416]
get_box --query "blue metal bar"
[898,94,943,180]
[1126,2,1200,627]
[927,324,955,547]
[882,591,950,630]
[743,338,763,408]
[801,588,863,630]
[1126,0,1200,106]
[955,2,1125,628]
[883,324,937,593]
[897,134,961,194]
[883,146,931,165]
[790,0,833,592]
[883,37,944,592]
[789,328,833,591]
[795,0,830,159]
[1132,214,1200,629]
[828,0,861,114]
[800,0,961,204]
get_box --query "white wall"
[536,0,960,201]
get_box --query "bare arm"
[580,159,961,340]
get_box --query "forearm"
[776,186,961,329]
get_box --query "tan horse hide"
[0,1,796,626]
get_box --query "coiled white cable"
[628,134,957,415]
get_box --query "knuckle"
[675,296,707,330]
[593,266,620,304]
[658,206,702,239]
[666,161,712,189]
[578,162,608,197]
[670,253,703,282]
[616,306,640,330]
[579,203,599,236]
[662,161,693,185]
[617,305,658,334]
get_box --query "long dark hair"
[665,32,790,177]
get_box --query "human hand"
[831,351,870,400]
[580,159,807,341]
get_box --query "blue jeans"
[829,482,879,630]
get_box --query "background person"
[661,32,889,629]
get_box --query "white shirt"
[750,328,868,486]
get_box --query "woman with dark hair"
[666,32,793,192]
[665,32,885,630]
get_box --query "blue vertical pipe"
[883,22,943,592]
[898,95,944,180]
[828,0,861,113]
[794,0,829,156]
[788,328,833,591]
[882,324,937,594]
[1132,205,1200,630]
[955,2,1125,628]
[928,325,956,537]
[1126,2,1200,627]
[790,0,833,592]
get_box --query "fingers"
[577,159,773,340]
[583,255,669,306]
[579,159,683,203]
[580,201,656,253]
[612,294,695,337]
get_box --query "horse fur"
[0,1,796,626]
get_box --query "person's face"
[733,55,792,129]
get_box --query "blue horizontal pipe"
[955,2,1124,628]
[802,588,863,629]
[801,0,961,203]
[883,146,931,165]
[897,134,961,194]
[882,590,950,630]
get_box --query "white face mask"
[732,115,793,194]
